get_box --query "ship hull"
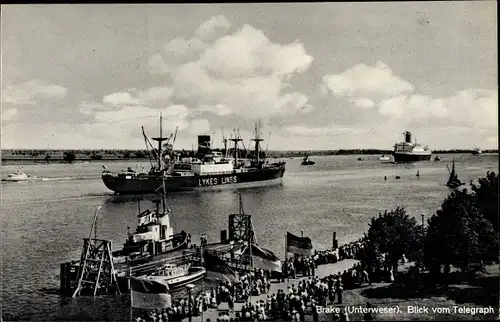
[392,152,432,162]
[102,163,286,194]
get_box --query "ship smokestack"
[197,135,211,154]
[405,131,412,144]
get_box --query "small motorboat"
[301,156,315,166]
[2,167,34,182]
[379,155,391,162]
[472,148,482,156]
[141,263,206,290]
[434,156,441,161]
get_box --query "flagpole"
[284,232,288,283]
[201,242,205,322]
[129,266,133,322]
[248,227,252,304]
[284,232,287,262]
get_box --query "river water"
[1,154,497,320]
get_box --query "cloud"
[56,16,316,149]
[78,101,111,115]
[198,25,313,79]
[166,21,314,119]
[378,89,498,129]
[165,37,207,58]
[2,80,67,105]
[189,118,210,135]
[285,125,369,136]
[195,15,231,42]
[197,103,232,116]
[90,16,315,125]
[321,61,497,138]
[102,91,141,106]
[148,53,170,75]
[2,108,18,121]
[352,98,375,109]
[322,61,414,105]
[100,86,173,108]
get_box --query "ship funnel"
[197,135,211,154]
[405,131,412,144]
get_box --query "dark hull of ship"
[392,152,432,163]
[102,164,286,194]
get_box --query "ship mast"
[151,113,170,172]
[229,134,243,165]
[251,119,264,163]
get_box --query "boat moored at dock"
[139,263,206,290]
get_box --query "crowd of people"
[136,237,389,322]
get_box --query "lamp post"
[186,283,195,322]
[421,214,425,274]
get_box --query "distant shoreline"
[1,149,496,166]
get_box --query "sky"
[1,2,497,150]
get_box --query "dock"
[180,259,359,322]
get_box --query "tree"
[424,188,498,281]
[471,171,498,233]
[366,207,421,272]
[90,153,102,160]
[134,151,146,159]
[63,151,76,163]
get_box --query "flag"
[130,277,171,309]
[286,232,314,256]
[204,251,239,282]
[243,244,282,272]
[138,209,152,226]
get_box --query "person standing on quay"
[335,278,343,304]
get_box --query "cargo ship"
[102,117,286,194]
[392,131,432,162]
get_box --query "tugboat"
[139,263,205,291]
[392,131,431,162]
[301,155,315,165]
[102,117,286,194]
[112,181,190,270]
[446,159,464,189]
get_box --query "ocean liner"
[392,131,432,162]
[102,117,286,194]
